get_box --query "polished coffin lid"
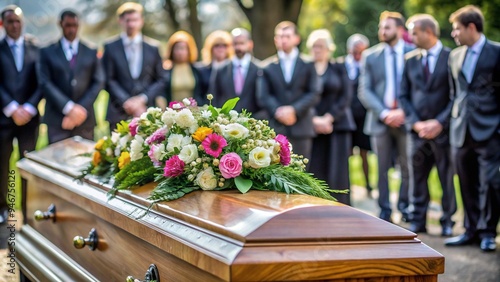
[18,137,444,281]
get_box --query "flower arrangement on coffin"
[79,96,339,203]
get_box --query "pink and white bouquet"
[81,96,334,203]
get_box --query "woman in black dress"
[307,29,356,205]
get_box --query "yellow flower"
[192,127,213,142]
[92,151,101,166]
[95,139,105,150]
[118,152,131,169]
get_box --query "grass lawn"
[9,91,462,210]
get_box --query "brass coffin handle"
[126,264,160,282]
[34,204,56,222]
[73,228,98,251]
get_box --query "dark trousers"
[0,120,39,217]
[408,134,456,227]
[309,132,352,205]
[48,125,95,144]
[453,132,500,238]
[371,126,410,216]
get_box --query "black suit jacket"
[257,54,320,138]
[102,36,166,124]
[337,57,365,121]
[0,37,41,127]
[448,40,500,147]
[210,60,262,115]
[38,39,104,128]
[399,47,453,135]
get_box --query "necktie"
[234,64,244,95]
[462,49,475,83]
[391,48,398,109]
[10,44,22,72]
[69,45,77,69]
[423,53,431,82]
[354,64,360,80]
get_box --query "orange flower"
[192,127,213,142]
[95,139,105,150]
[118,152,131,169]
[92,151,101,166]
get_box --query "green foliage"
[235,176,253,193]
[220,97,240,115]
[113,157,156,189]
[148,178,199,203]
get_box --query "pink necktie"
[234,64,244,95]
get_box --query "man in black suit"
[210,28,265,119]
[444,5,500,252]
[257,21,320,160]
[103,2,165,129]
[0,5,41,223]
[399,14,456,236]
[39,10,104,144]
[358,11,414,222]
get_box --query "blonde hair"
[201,30,234,64]
[116,2,143,18]
[306,29,336,53]
[166,31,198,63]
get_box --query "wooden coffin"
[16,137,444,281]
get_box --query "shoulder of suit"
[260,54,278,68]
[364,43,385,57]
[23,34,40,47]
[142,36,160,48]
[299,53,314,63]
[79,39,97,50]
[404,48,421,60]
[103,35,121,47]
[450,45,467,57]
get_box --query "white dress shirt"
[421,40,443,74]
[61,37,79,61]
[380,40,405,120]
[278,48,299,83]
[121,32,143,79]
[2,36,38,118]
[345,54,360,80]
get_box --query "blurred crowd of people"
[0,2,499,252]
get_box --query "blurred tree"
[236,0,303,59]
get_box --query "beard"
[381,33,398,45]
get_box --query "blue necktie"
[10,44,22,72]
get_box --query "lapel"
[275,60,288,87]
[2,38,19,72]
[138,41,148,79]
[117,39,133,80]
[289,56,303,86]
[426,49,446,89]
[242,61,257,95]
[455,46,468,82]
[73,42,86,75]
[226,62,236,96]
[375,46,386,95]
[469,41,488,85]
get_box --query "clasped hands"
[275,105,296,126]
[413,119,443,139]
[313,113,334,134]
[383,108,405,128]
[62,104,87,130]
[124,95,147,117]
[12,106,33,126]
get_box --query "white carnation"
[196,167,217,190]
[182,98,191,106]
[111,132,120,143]
[151,143,166,162]
[221,123,249,139]
[178,144,199,164]
[130,135,145,161]
[119,135,131,148]
[229,110,238,119]
[248,147,271,168]
[175,108,196,128]
[161,108,176,126]
[201,110,212,119]
[166,134,184,152]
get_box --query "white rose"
[196,167,218,190]
[166,134,184,152]
[161,108,176,126]
[147,107,162,116]
[229,110,238,120]
[151,143,166,162]
[111,132,120,143]
[181,136,192,146]
[119,135,131,148]
[221,123,249,139]
[248,147,271,168]
[175,108,196,128]
[130,136,145,161]
[178,144,199,164]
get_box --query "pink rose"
[219,153,243,179]
[129,118,139,136]
[163,155,185,177]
